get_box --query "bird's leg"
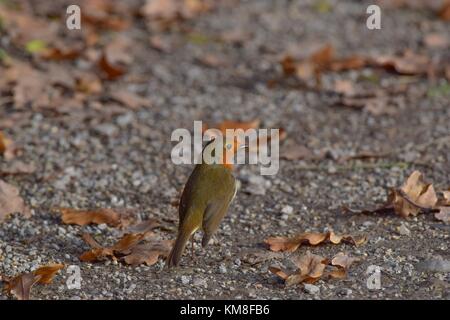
[191,237,195,261]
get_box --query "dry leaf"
[141,0,210,26]
[80,230,170,266]
[439,1,450,20]
[280,144,316,161]
[435,207,450,223]
[122,239,173,266]
[0,131,17,160]
[281,44,366,83]
[372,51,429,75]
[333,79,355,96]
[0,179,31,222]
[109,90,151,109]
[389,171,438,217]
[3,264,64,300]
[424,33,449,48]
[59,208,136,228]
[265,231,366,253]
[0,161,36,176]
[270,251,327,285]
[331,252,360,269]
[269,251,360,286]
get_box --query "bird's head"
[202,136,248,170]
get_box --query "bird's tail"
[166,229,191,268]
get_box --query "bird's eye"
[226,143,232,149]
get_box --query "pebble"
[304,284,320,295]
[398,224,410,236]
[219,264,227,274]
[181,276,190,285]
[281,205,293,215]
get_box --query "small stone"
[193,277,207,288]
[398,224,410,236]
[281,205,293,215]
[181,276,190,285]
[304,283,320,295]
[219,264,227,274]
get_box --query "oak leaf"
[59,208,136,229]
[3,264,64,300]
[0,179,31,223]
[265,231,366,253]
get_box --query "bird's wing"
[202,173,236,236]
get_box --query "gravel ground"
[0,0,449,299]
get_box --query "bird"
[166,137,244,268]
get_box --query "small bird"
[166,138,243,267]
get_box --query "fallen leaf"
[280,144,317,161]
[330,252,360,269]
[270,251,327,285]
[3,263,64,300]
[439,1,450,20]
[109,90,151,109]
[124,219,160,234]
[196,54,226,68]
[122,239,173,266]
[265,231,366,253]
[389,170,438,217]
[59,208,137,228]
[81,0,131,31]
[424,33,449,49]
[0,131,17,160]
[435,207,450,223]
[141,0,210,27]
[0,179,31,222]
[281,45,366,84]
[372,51,429,75]
[333,79,355,96]
[80,230,170,266]
[0,161,36,176]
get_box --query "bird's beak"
[239,143,249,149]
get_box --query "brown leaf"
[333,79,355,96]
[265,231,365,252]
[331,252,360,270]
[0,179,31,222]
[3,264,64,300]
[98,53,126,80]
[328,231,367,246]
[0,161,36,176]
[141,0,210,25]
[281,45,366,83]
[268,266,290,280]
[122,239,173,266]
[389,171,438,217]
[442,190,450,206]
[270,251,327,286]
[80,231,169,266]
[124,219,160,234]
[59,208,136,228]
[280,144,316,161]
[372,51,429,75]
[32,264,65,284]
[0,131,17,160]
[424,33,449,49]
[439,1,450,21]
[109,90,151,109]
[435,207,450,223]
[197,54,227,68]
